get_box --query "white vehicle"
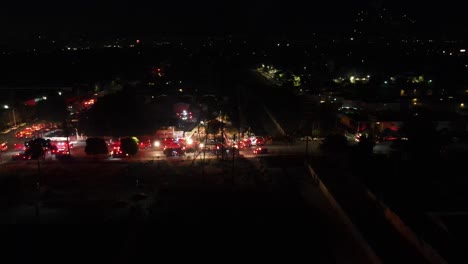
[249,136,257,146]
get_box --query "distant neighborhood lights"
[461,49,466,53]
[42,96,47,100]
[461,103,465,108]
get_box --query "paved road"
[0,144,379,264]
[230,68,435,264]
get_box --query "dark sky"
[0,0,466,39]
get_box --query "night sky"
[0,0,466,39]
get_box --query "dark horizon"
[1,0,467,42]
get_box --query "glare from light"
[199,143,204,149]
[58,91,62,96]
[154,141,160,147]
[3,105,9,109]
[42,96,47,100]
[187,138,193,145]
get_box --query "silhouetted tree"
[120,137,139,155]
[26,139,46,178]
[206,120,223,139]
[27,140,45,160]
[356,134,375,156]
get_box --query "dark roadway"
[0,156,350,264]
[233,69,437,264]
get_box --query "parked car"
[55,150,71,159]
[255,137,266,146]
[13,143,25,151]
[139,139,152,149]
[0,142,8,152]
[164,147,185,157]
[253,147,268,155]
[12,152,30,160]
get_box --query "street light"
[3,105,16,127]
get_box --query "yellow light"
[461,103,465,108]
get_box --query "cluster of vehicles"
[11,139,73,161]
[235,136,268,155]
[5,132,270,162]
[14,123,55,139]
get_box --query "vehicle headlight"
[154,141,160,147]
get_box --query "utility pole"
[12,109,17,127]
[202,126,207,178]
[231,134,236,183]
[63,120,71,156]
[220,111,224,161]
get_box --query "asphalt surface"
[0,149,343,264]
